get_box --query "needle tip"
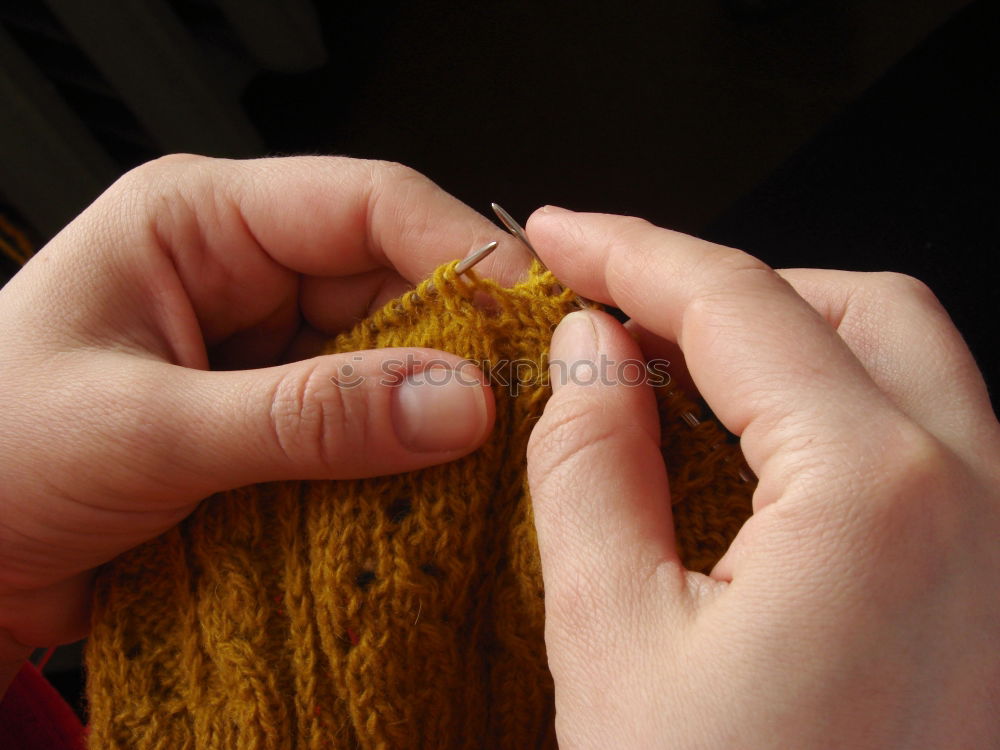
[490,202,541,261]
[454,240,499,275]
[491,202,514,226]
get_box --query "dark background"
[1,0,997,715]
[2,0,995,399]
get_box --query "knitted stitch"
[84,261,754,749]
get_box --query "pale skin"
[1,156,998,748]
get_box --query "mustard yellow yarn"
[84,261,754,749]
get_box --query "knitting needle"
[490,203,545,264]
[676,404,754,483]
[455,240,499,275]
[490,203,594,310]
[458,211,752,484]
[491,204,752,483]
[414,241,496,303]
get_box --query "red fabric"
[0,662,85,750]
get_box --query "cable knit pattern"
[85,261,754,749]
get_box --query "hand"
[0,156,525,683]
[525,207,1000,748]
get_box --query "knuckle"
[710,247,774,278]
[105,154,214,225]
[365,160,440,249]
[528,392,617,487]
[613,214,657,239]
[543,563,605,638]
[763,419,965,585]
[603,217,657,268]
[701,253,778,291]
[145,152,209,170]
[116,153,209,189]
[838,420,969,589]
[877,421,953,499]
[871,271,942,310]
[268,363,367,469]
[543,561,637,680]
[682,254,781,319]
[368,159,426,187]
[857,420,958,535]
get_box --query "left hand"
[0,155,526,671]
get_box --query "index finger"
[39,155,530,353]
[525,207,917,507]
[140,154,530,283]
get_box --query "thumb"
[528,310,683,626]
[135,347,494,498]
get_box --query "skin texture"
[0,155,533,692]
[1,160,998,750]
[525,206,1000,749]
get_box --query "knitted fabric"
[84,261,754,750]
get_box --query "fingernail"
[550,311,598,393]
[538,204,572,215]
[392,365,489,452]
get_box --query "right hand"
[525,206,1000,749]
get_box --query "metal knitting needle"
[491,202,594,310]
[491,203,545,264]
[454,220,753,484]
[491,203,753,484]
[676,405,754,483]
[414,241,496,302]
[455,240,499,275]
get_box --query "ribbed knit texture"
[84,261,754,749]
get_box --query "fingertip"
[456,359,497,447]
[534,204,574,216]
[529,309,680,610]
[525,204,575,239]
[184,348,498,489]
[525,208,620,306]
[547,309,661,444]
[549,310,599,395]
[554,308,642,359]
[391,361,495,453]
